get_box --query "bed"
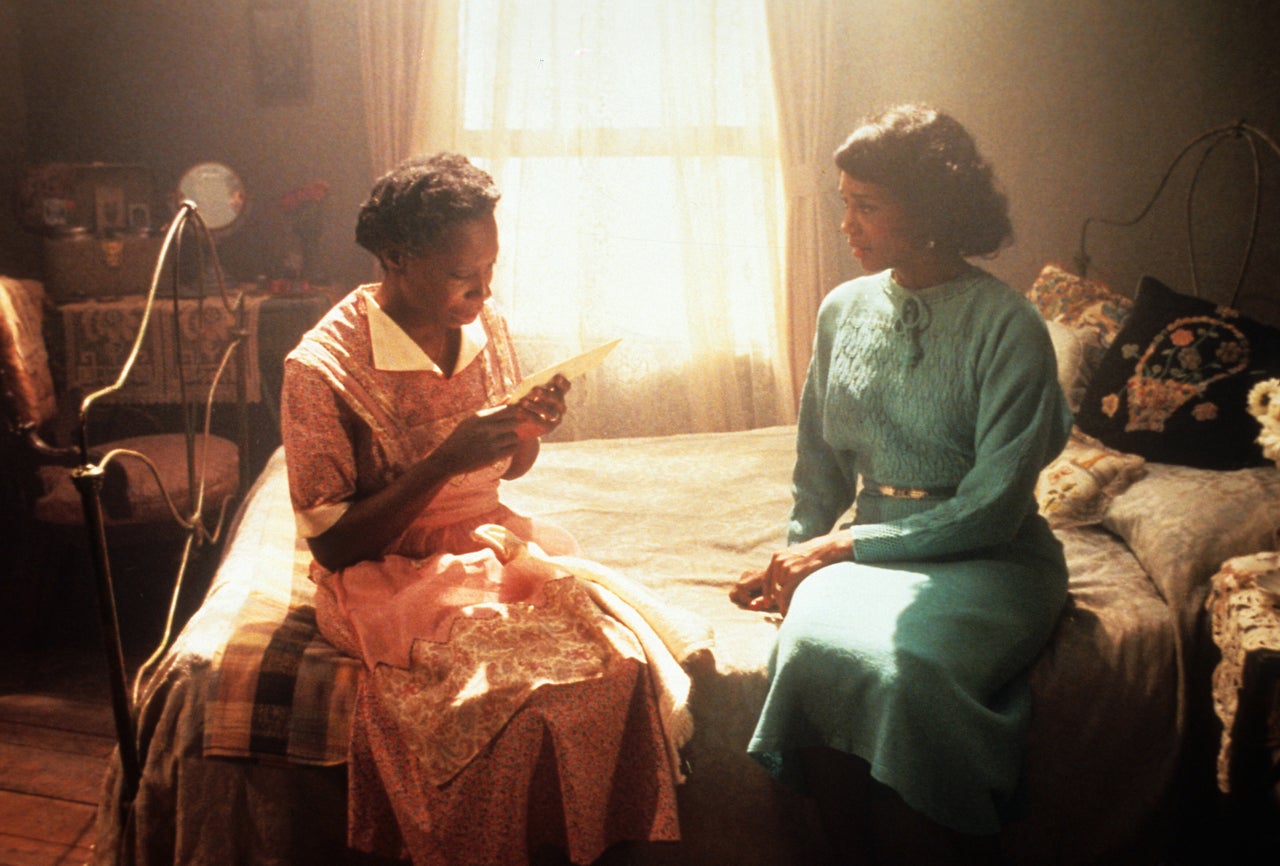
[90,126,1280,866]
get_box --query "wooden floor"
[0,553,196,866]
[0,507,228,866]
[0,645,126,866]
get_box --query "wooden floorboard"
[0,647,129,866]
[0,697,115,740]
[0,720,115,758]
[0,831,94,866]
[0,740,111,805]
[0,787,97,849]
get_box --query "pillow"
[1077,275,1280,469]
[1026,263,1133,325]
[1045,319,1086,413]
[0,276,58,427]
[1027,264,1133,406]
[1102,462,1280,623]
[1036,427,1147,529]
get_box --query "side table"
[57,287,336,478]
[1207,551,1280,820]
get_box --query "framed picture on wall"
[249,0,312,103]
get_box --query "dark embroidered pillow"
[1076,275,1280,469]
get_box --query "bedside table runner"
[1207,551,1280,793]
[60,292,265,403]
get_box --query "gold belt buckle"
[875,484,932,500]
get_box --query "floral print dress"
[281,286,679,865]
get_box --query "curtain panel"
[360,0,795,441]
[357,1,431,179]
[764,0,851,408]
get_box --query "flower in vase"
[278,179,330,279]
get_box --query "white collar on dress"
[366,293,489,374]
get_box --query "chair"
[0,206,248,797]
[0,276,241,535]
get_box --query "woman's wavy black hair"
[355,152,500,259]
[834,104,1012,257]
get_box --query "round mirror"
[177,162,247,233]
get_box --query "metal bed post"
[71,201,249,803]
[71,462,142,802]
[1075,120,1280,309]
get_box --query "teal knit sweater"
[789,267,1073,561]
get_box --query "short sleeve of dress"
[281,356,360,538]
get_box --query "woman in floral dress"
[281,153,679,865]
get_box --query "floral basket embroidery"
[1077,275,1280,469]
[1104,311,1249,433]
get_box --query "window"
[420,0,789,436]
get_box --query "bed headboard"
[1073,120,1280,326]
[1027,121,1280,473]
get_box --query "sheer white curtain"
[764,0,851,407]
[357,1,431,180]
[410,0,793,440]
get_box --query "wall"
[9,1,1280,315]
[15,0,374,290]
[0,0,38,277]
[823,0,1280,322]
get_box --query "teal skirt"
[746,513,1067,834]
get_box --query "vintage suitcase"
[42,228,168,302]
[18,162,158,235]
[23,162,168,302]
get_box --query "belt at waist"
[863,481,958,500]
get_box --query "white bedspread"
[95,425,1197,866]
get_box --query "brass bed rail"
[1075,119,1280,308]
[70,201,250,802]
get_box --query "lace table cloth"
[1207,550,1280,795]
[58,289,334,406]
[60,292,266,403]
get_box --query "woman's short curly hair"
[355,153,500,259]
[834,104,1012,258]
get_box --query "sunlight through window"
[455,0,783,350]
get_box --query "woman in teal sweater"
[731,105,1072,865]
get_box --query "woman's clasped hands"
[729,530,853,615]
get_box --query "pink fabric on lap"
[331,548,558,669]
